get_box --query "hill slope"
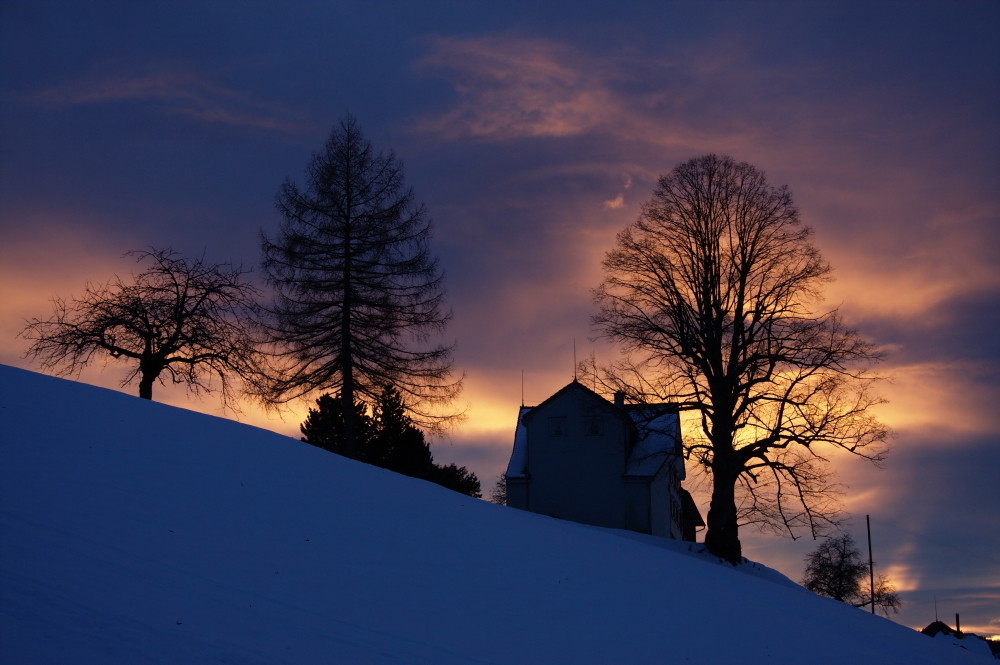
[0,365,985,663]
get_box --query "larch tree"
[21,248,266,407]
[590,154,889,563]
[261,115,461,457]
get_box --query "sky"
[1,0,998,638]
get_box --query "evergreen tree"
[431,464,482,498]
[300,392,374,458]
[299,385,480,497]
[370,385,435,476]
[261,115,461,458]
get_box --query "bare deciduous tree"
[21,248,265,407]
[590,154,889,563]
[490,473,508,505]
[802,533,901,616]
[261,115,461,456]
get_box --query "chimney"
[614,391,626,408]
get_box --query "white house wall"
[522,388,631,530]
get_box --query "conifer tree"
[262,115,461,458]
[300,392,374,457]
[299,385,480,497]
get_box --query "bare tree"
[590,154,889,563]
[261,115,461,457]
[490,473,508,505]
[802,533,901,616]
[21,248,265,407]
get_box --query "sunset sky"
[2,1,997,637]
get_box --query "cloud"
[873,361,1000,437]
[414,35,620,141]
[416,32,1000,399]
[29,66,307,134]
[413,32,846,157]
[602,194,625,209]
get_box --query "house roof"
[622,403,682,476]
[506,381,681,480]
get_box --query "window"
[548,416,567,436]
[584,414,603,436]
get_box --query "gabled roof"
[519,380,628,427]
[506,381,681,480]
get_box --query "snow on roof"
[624,404,681,477]
[505,406,532,478]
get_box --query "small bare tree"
[490,473,508,505]
[803,533,901,616]
[591,154,889,563]
[21,248,266,407]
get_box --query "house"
[505,380,702,541]
[922,621,1000,659]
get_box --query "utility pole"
[867,514,875,614]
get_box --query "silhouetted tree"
[590,154,889,563]
[300,385,480,497]
[802,533,901,616]
[300,392,374,456]
[370,385,434,475]
[431,463,482,498]
[261,115,461,458]
[21,248,265,407]
[490,473,508,505]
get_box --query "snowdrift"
[0,365,986,663]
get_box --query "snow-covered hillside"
[0,365,988,663]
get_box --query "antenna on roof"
[521,370,524,407]
[573,339,577,381]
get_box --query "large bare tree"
[260,115,461,457]
[21,248,266,407]
[591,154,889,563]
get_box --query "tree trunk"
[704,459,742,564]
[341,364,357,459]
[138,371,154,400]
[340,208,359,459]
[138,345,157,401]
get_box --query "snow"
[0,364,991,664]
[931,631,998,659]
[505,406,530,478]
[624,405,682,477]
